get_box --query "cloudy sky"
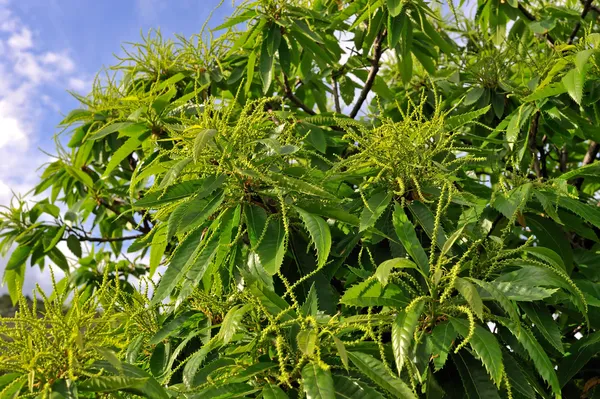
[0,0,234,294]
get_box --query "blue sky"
[0,0,235,294]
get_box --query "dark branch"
[98,197,152,234]
[76,234,145,243]
[349,30,386,119]
[528,112,542,178]
[582,0,600,14]
[569,0,595,44]
[518,4,555,45]
[332,77,342,114]
[559,145,568,173]
[282,75,316,115]
[65,227,145,243]
[575,141,599,189]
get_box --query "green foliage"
[2,0,600,397]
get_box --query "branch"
[98,197,152,234]
[582,0,600,14]
[559,145,568,173]
[575,141,599,189]
[332,77,342,114]
[518,4,555,45]
[569,0,595,44]
[349,30,386,119]
[65,227,145,243]
[282,75,316,115]
[528,112,542,178]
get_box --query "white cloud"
[7,27,32,49]
[68,77,90,92]
[0,0,87,296]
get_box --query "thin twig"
[575,141,599,189]
[528,112,542,178]
[332,77,342,114]
[569,0,595,44]
[66,229,145,243]
[349,31,386,118]
[518,4,555,45]
[582,0,600,15]
[282,75,316,115]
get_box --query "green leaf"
[332,376,385,399]
[520,302,564,353]
[4,262,25,304]
[6,245,32,270]
[43,225,66,252]
[360,191,392,232]
[408,201,447,252]
[527,215,573,272]
[388,13,402,48]
[302,363,335,399]
[152,86,177,115]
[375,258,419,287]
[554,195,600,230]
[193,129,217,162]
[301,283,319,317]
[150,227,204,306]
[503,353,536,399]
[149,224,168,277]
[183,340,218,388]
[260,39,274,93]
[245,50,257,94]
[192,358,236,387]
[333,336,349,370]
[92,361,169,399]
[522,82,566,102]
[158,158,192,190]
[245,205,286,275]
[421,15,454,55]
[340,279,409,308]
[469,279,519,325]
[387,0,403,17]
[189,383,257,399]
[218,304,250,344]
[453,351,501,399]
[150,311,195,345]
[562,68,585,104]
[89,121,139,141]
[429,321,457,371]
[103,131,150,176]
[150,342,169,377]
[455,278,484,320]
[393,203,429,275]
[347,352,416,398]
[297,328,318,355]
[262,384,289,399]
[496,262,585,314]
[295,207,331,269]
[464,87,484,106]
[392,301,425,375]
[278,38,292,77]
[523,247,566,272]
[78,376,148,392]
[450,318,504,387]
[557,331,600,387]
[445,106,491,131]
[499,319,561,397]
[60,108,92,125]
[173,189,225,236]
[66,234,82,258]
[134,178,220,208]
[557,162,600,181]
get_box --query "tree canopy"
[1,0,600,397]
